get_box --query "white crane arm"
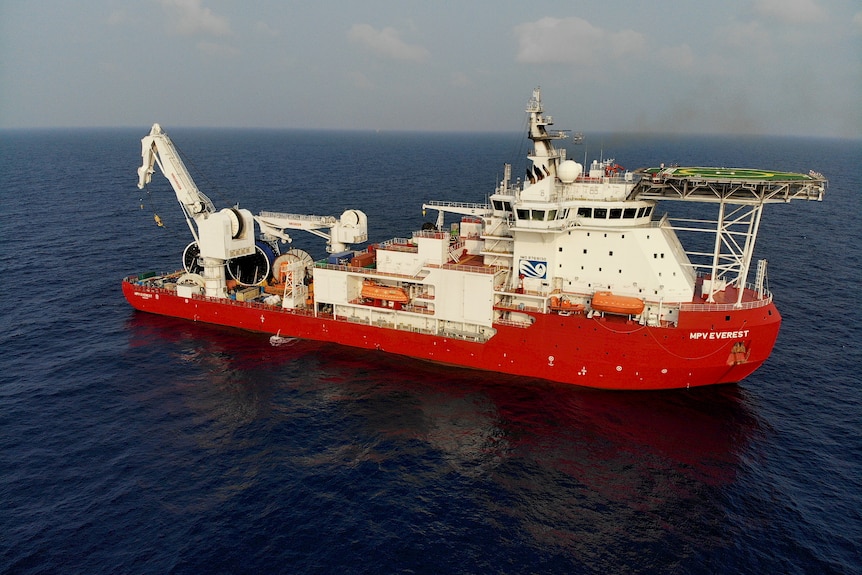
[137,123,215,217]
[256,210,368,253]
[136,123,256,271]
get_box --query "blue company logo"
[519,258,547,279]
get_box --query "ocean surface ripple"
[0,129,859,574]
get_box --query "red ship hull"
[123,279,780,390]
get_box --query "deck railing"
[679,294,772,312]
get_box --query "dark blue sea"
[1,127,860,574]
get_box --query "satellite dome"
[558,160,582,183]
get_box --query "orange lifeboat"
[361,281,409,303]
[591,291,645,315]
[549,296,585,313]
[560,299,585,312]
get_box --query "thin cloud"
[753,0,827,25]
[349,70,376,90]
[657,44,695,70]
[347,23,429,61]
[106,10,131,27]
[197,41,239,57]
[450,72,471,87]
[159,0,232,36]
[255,21,279,38]
[514,17,644,65]
[715,20,773,57]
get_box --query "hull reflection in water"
[127,313,758,563]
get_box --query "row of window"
[577,206,653,219]
[491,199,654,222]
[515,208,566,221]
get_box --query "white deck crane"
[138,123,256,298]
[137,123,368,299]
[255,210,368,255]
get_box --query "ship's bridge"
[508,200,656,231]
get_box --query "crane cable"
[139,185,168,229]
[139,187,159,226]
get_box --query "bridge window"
[610,208,622,219]
[594,208,607,219]
[547,209,558,220]
[624,208,637,218]
[577,207,592,218]
[516,209,529,220]
[531,210,545,221]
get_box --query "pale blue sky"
[1,0,860,137]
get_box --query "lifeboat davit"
[361,281,409,303]
[591,291,645,315]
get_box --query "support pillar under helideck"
[704,200,764,306]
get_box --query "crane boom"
[138,123,216,218]
[256,210,368,253]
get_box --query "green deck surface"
[643,166,813,181]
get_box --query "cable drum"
[272,249,314,284]
[182,242,203,274]
[227,240,276,286]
